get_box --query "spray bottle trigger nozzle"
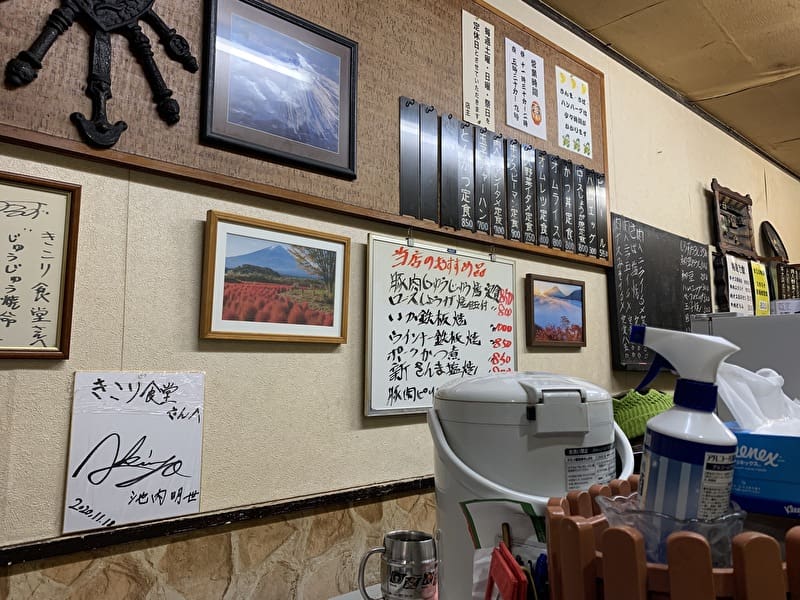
[635,354,674,394]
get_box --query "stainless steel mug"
[358,529,438,600]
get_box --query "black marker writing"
[71,433,190,488]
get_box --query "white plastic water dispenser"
[428,372,634,600]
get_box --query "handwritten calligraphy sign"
[365,235,516,415]
[63,371,204,533]
[0,173,79,358]
[505,38,546,140]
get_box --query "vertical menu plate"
[399,97,421,218]
[505,139,522,242]
[458,121,476,231]
[440,114,460,229]
[548,154,563,250]
[596,173,609,260]
[490,133,507,238]
[560,158,575,253]
[521,145,537,244]
[575,164,589,255]
[534,148,549,246]
[474,127,492,234]
[419,103,439,222]
[586,170,598,258]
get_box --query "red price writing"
[491,352,512,365]
[492,365,513,373]
[491,323,513,333]
[498,289,514,304]
[491,338,512,348]
[496,305,512,317]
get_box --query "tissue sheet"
[717,363,800,434]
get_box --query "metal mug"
[358,529,438,600]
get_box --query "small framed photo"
[524,274,586,347]
[200,210,350,343]
[202,0,358,179]
[0,172,80,359]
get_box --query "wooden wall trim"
[0,476,435,567]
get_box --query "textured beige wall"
[2,0,800,548]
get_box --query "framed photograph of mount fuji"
[202,0,358,179]
[200,211,350,343]
[524,274,586,347]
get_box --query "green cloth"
[613,389,674,439]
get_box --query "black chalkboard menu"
[608,213,713,370]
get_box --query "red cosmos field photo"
[222,233,336,326]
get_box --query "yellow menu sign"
[750,260,770,315]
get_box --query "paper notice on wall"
[462,10,495,129]
[63,371,204,533]
[750,260,770,315]
[725,255,754,315]
[504,38,546,140]
[556,65,592,159]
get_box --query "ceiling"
[534,0,800,179]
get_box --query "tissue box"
[727,423,800,517]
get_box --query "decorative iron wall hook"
[5,0,197,148]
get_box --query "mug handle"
[358,546,385,600]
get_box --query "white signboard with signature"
[63,371,204,533]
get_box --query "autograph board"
[63,371,204,533]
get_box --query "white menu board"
[63,371,204,533]
[365,235,516,415]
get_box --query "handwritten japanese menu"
[63,371,204,533]
[1,184,70,350]
[725,254,754,315]
[366,235,516,415]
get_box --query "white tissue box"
[727,423,800,517]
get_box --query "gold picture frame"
[0,171,80,359]
[200,210,350,343]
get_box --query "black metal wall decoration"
[5,1,198,148]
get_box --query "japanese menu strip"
[366,235,516,415]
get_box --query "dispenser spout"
[630,324,739,384]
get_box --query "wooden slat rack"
[546,476,800,599]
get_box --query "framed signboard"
[365,234,516,415]
[0,172,80,359]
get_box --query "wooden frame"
[201,0,358,179]
[525,274,585,347]
[711,178,757,259]
[200,210,350,343]
[0,171,80,359]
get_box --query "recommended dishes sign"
[63,371,204,533]
[365,235,516,415]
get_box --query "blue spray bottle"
[631,325,740,520]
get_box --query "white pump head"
[631,325,739,384]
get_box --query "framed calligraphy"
[0,172,80,359]
[202,0,358,179]
[200,210,350,343]
[525,274,585,347]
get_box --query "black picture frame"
[202,0,358,179]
